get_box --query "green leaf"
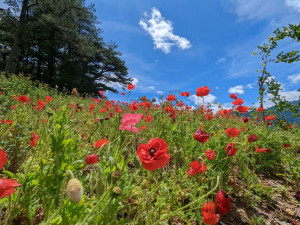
[2,170,16,178]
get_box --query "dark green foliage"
[0,0,131,94]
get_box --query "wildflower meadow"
[0,73,299,224]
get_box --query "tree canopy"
[0,0,132,94]
[255,23,300,117]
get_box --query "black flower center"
[149,148,156,156]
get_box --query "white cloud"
[285,0,300,12]
[224,0,285,22]
[246,83,254,89]
[156,91,163,95]
[215,86,220,89]
[0,2,9,9]
[280,90,300,102]
[147,86,155,90]
[132,77,139,85]
[139,7,191,54]
[256,89,300,108]
[188,94,217,105]
[217,57,226,64]
[288,74,300,85]
[228,85,244,94]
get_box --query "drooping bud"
[66,178,83,203]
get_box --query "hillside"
[0,74,299,225]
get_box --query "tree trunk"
[258,56,268,109]
[5,0,29,74]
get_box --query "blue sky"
[1,0,299,110]
[85,0,300,110]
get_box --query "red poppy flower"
[11,105,17,109]
[0,178,21,198]
[93,139,109,148]
[0,149,7,170]
[205,150,215,160]
[0,92,2,95]
[265,115,275,121]
[196,86,211,97]
[127,83,135,90]
[243,118,249,123]
[30,131,39,147]
[140,125,147,131]
[85,154,98,165]
[225,127,240,138]
[232,98,244,106]
[177,102,184,107]
[144,115,153,122]
[180,91,190,97]
[230,94,238,99]
[283,144,291,148]
[137,138,170,171]
[248,134,258,143]
[119,113,143,133]
[41,119,47,123]
[188,161,206,175]
[89,103,95,111]
[45,96,53,101]
[100,108,107,113]
[193,128,209,143]
[201,201,220,225]
[121,92,125,95]
[166,95,177,101]
[236,106,249,113]
[216,190,231,215]
[256,107,264,112]
[5,120,13,125]
[255,146,271,153]
[129,102,139,111]
[98,90,105,96]
[225,143,238,156]
[18,95,30,102]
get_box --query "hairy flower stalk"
[152,176,220,225]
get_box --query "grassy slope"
[0,73,299,225]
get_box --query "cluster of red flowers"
[0,149,21,198]
[201,189,231,224]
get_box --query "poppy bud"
[113,186,122,195]
[112,171,121,184]
[66,178,83,203]
[112,171,121,179]
[216,189,231,214]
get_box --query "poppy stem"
[152,176,220,225]
[3,195,11,225]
